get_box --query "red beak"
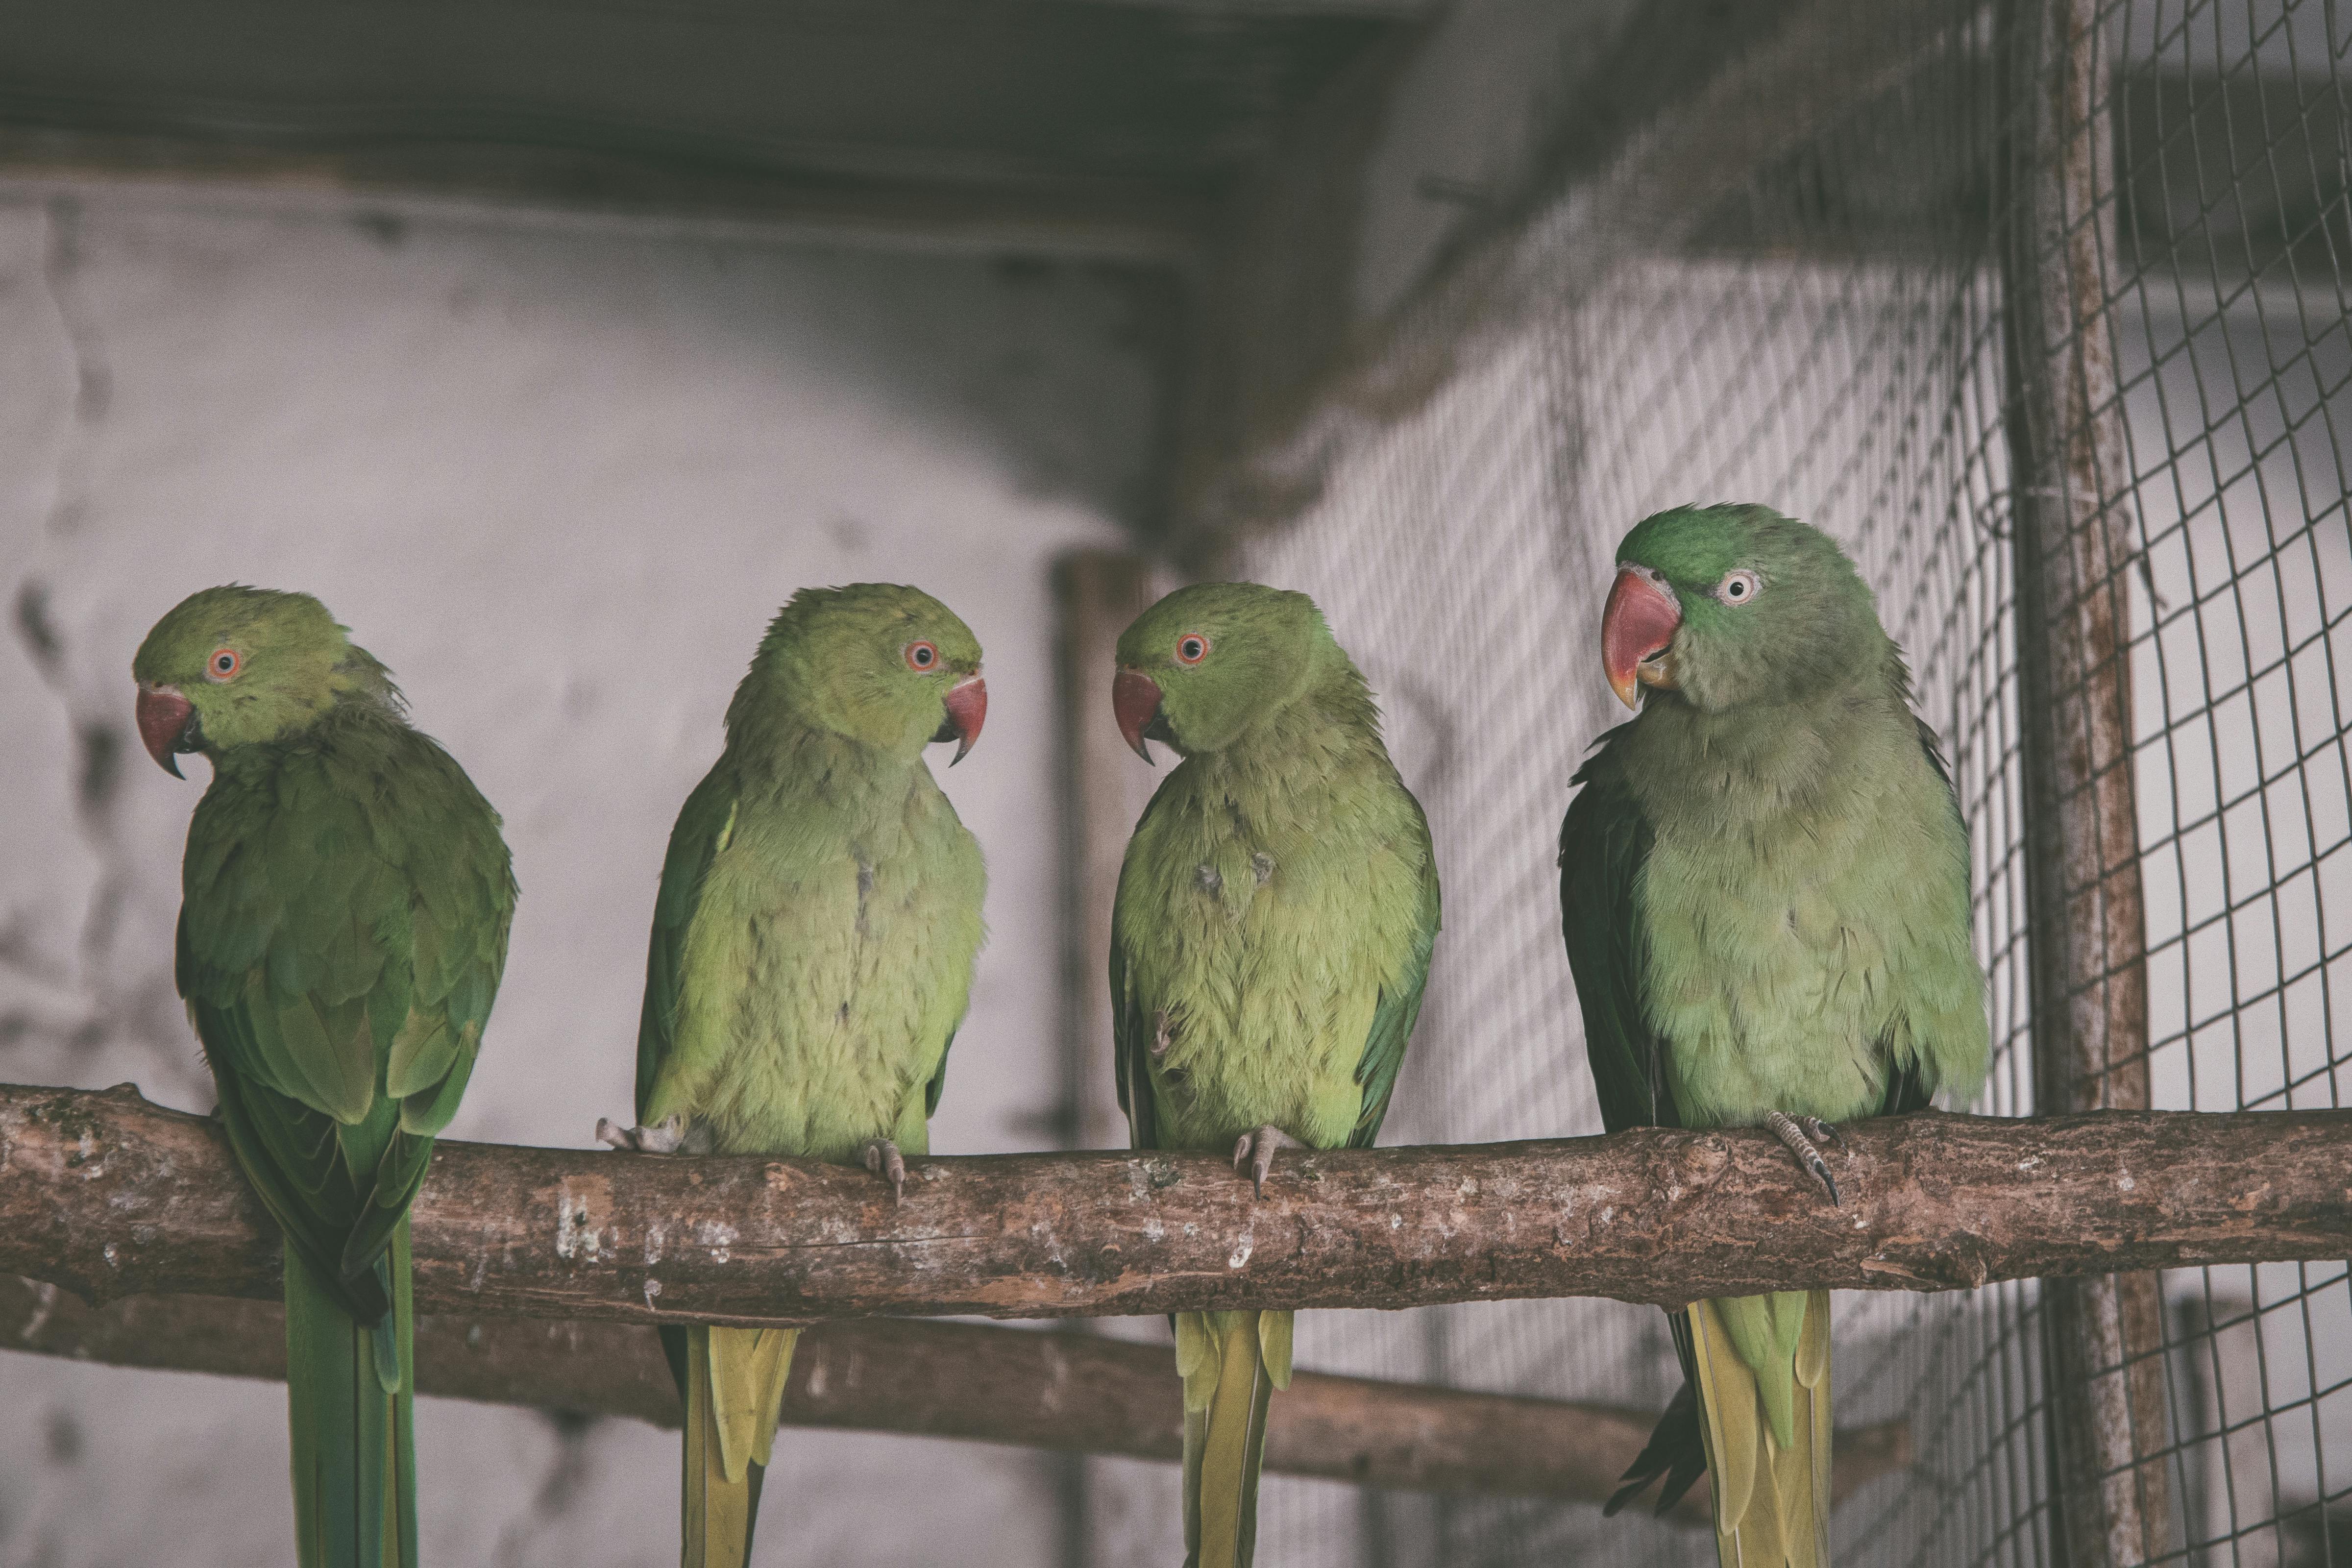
[1113,668,1163,763]
[1601,565,1683,710]
[939,675,986,765]
[136,686,196,778]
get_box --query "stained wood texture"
[5,1083,2350,1326]
[1998,0,2175,1558]
[1052,549,1167,1153]
[0,1274,1914,1514]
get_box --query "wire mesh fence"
[1200,1,2352,1564]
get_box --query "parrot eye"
[205,647,243,682]
[1175,633,1210,665]
[904,640,941,672]
[1716,570,1761,607]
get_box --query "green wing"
[924,1028,957,1119]
[1558,727,1679,1135]
[1348,799,1440,1149]
[1876,719,1969,1117]
[1109,769,1181,1154]
[634,761,744,1403]
[635,761,738,1123]
[1109,883,1159,1153]
[179,720,513,1320]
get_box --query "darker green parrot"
[596,583,988,1568]
[1109,582,1440,1568]
[1559,505,1988,1566]
[133,586,515,1568]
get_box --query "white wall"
[0,179,1157,1566]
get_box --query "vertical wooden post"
[1054,549,1164,1153]
[1998,0,2177,1562]
[1051,547,1169,1568]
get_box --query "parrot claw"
[1232,1125,1305,1199]
[1765,1110,1842,1207]
[1801,1115,1849,1154]
[595,1115,683,1154]
[861,1138,907,1204]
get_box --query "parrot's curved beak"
[934,674,987,765]
[1601,564,1683,710]
[135,685,200,779]
[1113,667,1168,764]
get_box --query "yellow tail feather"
[1178,1309,1286,1568]
[681,1324,801,1568]
[1689,1292,1832,1568]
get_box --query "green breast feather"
[1110,690,1439,1156]
[634,747,984,1162]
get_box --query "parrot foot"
[861,1138,908,1204]
[595,1115,684,1154]
[1765,1111,1842,1207]
[1232,1125,1305,1199]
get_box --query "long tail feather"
[1178,1310,1289,1568]
[1689,1292,1832,1568]
[286,1218,415,1568]
[1607,1379,1709,1517]
[681,1323,800,1568]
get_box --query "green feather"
[1560,507,1989,1561]
[1108,583,1440,1568]
[142,586,513,1568]
[632,585,988,1567]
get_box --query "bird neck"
[204,697,404,785]
[722,705,922,796]
[1622,670,1916,827]
[1186,660,1385,795]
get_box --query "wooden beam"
[5,1083,2350,1328]
[1052,550,1168,1153]
[0,127,1208,264]
[1997,0,2175,1560]
[0,1274,1912,1514]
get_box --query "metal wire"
[1215,1,2352,1563]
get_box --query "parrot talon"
[861,1138,908,1204]
[1765,1111,1842,1207]
[1802,1115,1849,1155]
[595,1115,683,1154]
[1232,1125,1305,1198]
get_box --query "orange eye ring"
[1175,632,1210,665]
[205,647,242,682]
[905,640,941,672]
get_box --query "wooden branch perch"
[0,1276,1915,1517]
[5,1083,2349,1327]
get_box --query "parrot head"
[1112,581,1333,762]
[1600,504,1885,713]
[131,586,395,777]
[736,583,985,762]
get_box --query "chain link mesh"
[1213,2,2352,1563]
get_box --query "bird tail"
[285,1217,415,1568]
[1177,1309,1291,1568]
[680,1323,801,1568]
[1689,1291,1832,1568]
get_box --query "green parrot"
[596,583,988,1568]
[132,587,515,1568]
[1558,505,1988,1566]
[1107,582,1440,1568]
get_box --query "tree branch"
[0,1276,1915,1516]
[5,1082,2348,1325]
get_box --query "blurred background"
[0,1,2348,1564]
